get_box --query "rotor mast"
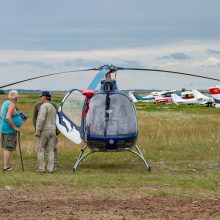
[102,65,117,80]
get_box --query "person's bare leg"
[4,149,12,169]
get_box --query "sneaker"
[3,167,13,172]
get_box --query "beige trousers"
[36,130,56,172]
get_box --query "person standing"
[1,90,21,172]
[35,91,57,172]
[33,92,59,169]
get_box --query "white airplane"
[128,90,175,103]
[209,85,220,107]
[171,89,214,106]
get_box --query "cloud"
[15,61,52,68]
[0,57,144,69]
[1,41,220,64]
[207,49,220,55]
[112,58,144,68]
[0,60,52,68]
[158,53,191,60]
[193,57,220,68]
[157,62,180,68]
[0,62,8,67]
[62,59,103,68]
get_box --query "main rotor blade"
[117,67,220,82]
[0,68,96,89]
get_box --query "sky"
[0,0,220,90]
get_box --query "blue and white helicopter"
[1,65,220,171]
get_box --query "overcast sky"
[0,0,220,90]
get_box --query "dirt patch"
[0,187,220,220]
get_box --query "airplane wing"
[192,89,214,105]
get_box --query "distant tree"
[181,88,187,92]
[0,90,5,95]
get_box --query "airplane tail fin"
[132,92,144,100]
[209,87,220,107]
[128,91,138,103]
[171,94,183,105]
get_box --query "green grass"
[136,102,220,114]
[1,147,220,198]
[1,96,220,198]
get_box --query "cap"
[39,91,51,97]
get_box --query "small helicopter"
[1,64,220,171]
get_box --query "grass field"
[0,93,220,219]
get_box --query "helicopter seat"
[82,90,96,118]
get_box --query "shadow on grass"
[76,161,150,173]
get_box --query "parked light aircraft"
[128,90,175,103]
[209,85,220,107]
[171,89,214,106]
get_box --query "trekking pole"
[17,132,24,172]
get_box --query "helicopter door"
[56,89,85,144]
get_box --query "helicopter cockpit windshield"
[85,93,137,136]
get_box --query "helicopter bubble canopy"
[84,91,138,150]
[56,89,85,144]
[85,92,137,136]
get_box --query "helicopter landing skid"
[129,145,151,171]
[72,145,151,171]
[72,146,94,171]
